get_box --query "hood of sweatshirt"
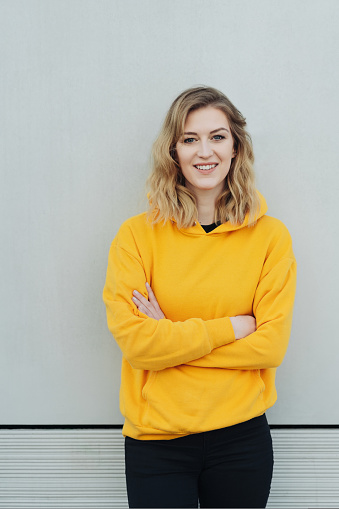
[174,191,268,236]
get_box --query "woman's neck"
[193,188,218,225]
[197,205,215,225]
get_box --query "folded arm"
[103,227,236,371]
[132,283,256,340]
[187,256,297,369]
[131,224,297,371]
[132,256,296,371]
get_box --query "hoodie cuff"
[205,317,236,350]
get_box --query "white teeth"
[195,164,217,170]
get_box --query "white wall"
[1,0,338,424]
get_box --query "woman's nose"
[197,140,213,158]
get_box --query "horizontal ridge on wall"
[0,428,338,508]
[1,424,338,429]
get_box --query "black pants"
[125,414,273,508]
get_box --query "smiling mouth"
[194,163,218,173]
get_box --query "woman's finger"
[146,283,165,319]
[145,283,160,309]
[137,303,155,319]
[132,295,155,319]
[133,290,152,309]
[133,288,158,315]
[132,287,165,320]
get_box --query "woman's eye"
[183,138,195,144]
[212,134,225,141]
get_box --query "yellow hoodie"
[103,193,296,440]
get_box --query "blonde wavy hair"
[147,86,260,228]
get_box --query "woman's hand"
[230,315,256,340]
[132,283,165,320]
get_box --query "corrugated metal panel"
[0,429,127,508]
[268,429,339,508]
[0,428,338,508]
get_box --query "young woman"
[103,86,297,508]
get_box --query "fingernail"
[145,282,150,287]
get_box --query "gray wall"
[1,0,338,425]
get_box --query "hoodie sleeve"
[187,229,297,370]
[103,224,236,372]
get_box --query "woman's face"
[175,107,236,197]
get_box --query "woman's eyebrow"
[183,127,230,135]
[210,127,230,134]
